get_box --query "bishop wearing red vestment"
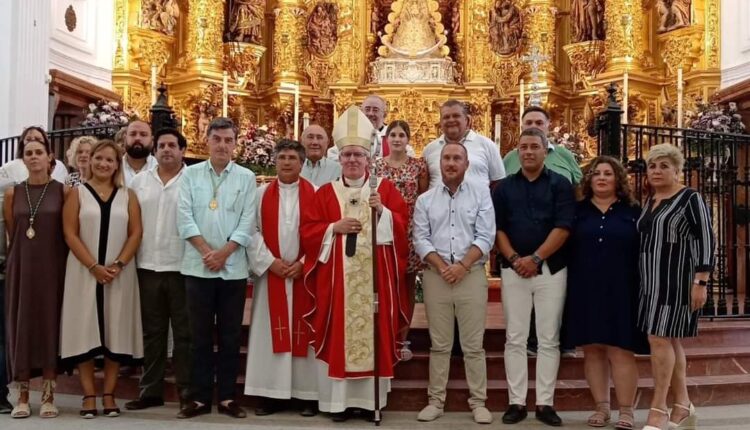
[301,106,410,420]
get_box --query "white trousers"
[501,263,567,406]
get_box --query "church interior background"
[3,0,744,163]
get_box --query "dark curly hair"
[581,155,637,206]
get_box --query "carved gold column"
[604,0,645,72]
[523,0,558,84]
[186,0,225,73]
[272,0,306,83]
[464,0,491,84]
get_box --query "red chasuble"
[261,177,316,357]
[301,177,410,378]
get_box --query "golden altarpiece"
[112,0,721,158]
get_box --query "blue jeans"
[0,280,9,397]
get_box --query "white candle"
[222,71,229,117]
[303,112,311,130]
[151,64,158,105]
[293,81,300,141]
[519,79,525,133]
[677,67,684,128]
[623,71,629,124]
[494,114,502,151]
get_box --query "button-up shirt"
[123,154,158,186]
[423,129,506,189]
[503,143,583,184]
[413,180,496,266]
[177,160,257,280]
[131,165,186,272]
[492,168,575,274]
[300,157,341,187]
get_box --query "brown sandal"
[587,401,611,427]
[615,405,634,430]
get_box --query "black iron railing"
[0,125,124,166]
[596,84,750,318]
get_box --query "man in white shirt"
[245,140,319,417]
[422,99,505,189]
[123,120,158,185]
[126,128,191,411]
[300,125,340,187]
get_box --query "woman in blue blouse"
[562,156,648,430]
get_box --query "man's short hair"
[519,127,548,146]
[522,106,550,120]
[127,118,151,131]
[207,117,238,139]
[274,139,306,163]
[154,127,187,150]
[440,141,469,159]
[441,99,470,116]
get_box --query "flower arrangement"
[80,100,134,131]
[686,100,746,134]
[549,124,589,163]
[235,122,280,176]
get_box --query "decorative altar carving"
[657,0,691,34]
[228,0,265,44]
[571,0,604,42]
[489,0,523,56]
[307,2,338,57]
[141,0,180,36]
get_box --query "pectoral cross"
[294,321,305,345]
[521,45,549,108]
[274,317,287,340]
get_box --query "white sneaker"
[473,406,493,424]
[417,404,444,422]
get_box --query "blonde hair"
[645,143,685,172]
[66,136,97,170]
[86,140,125,188]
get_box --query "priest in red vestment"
[301,106,410,422]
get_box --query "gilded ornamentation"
[181,84,226,153]
[65,5,77,32]
[305,57,338,97]
[468,91,492,137]
[378,0,449,58]
[489,0,523,56]
[272,5,306,78]
[141,0,180,36]
[129,28,174,70]
[114,0,127,69]
[497,102,520,154]
[656,0,690,34]
[228,0,265,44]
[333,91,354,115]
[571,0,604,42]
[388,90,441,153]
[657,25,704,74]
[604,0,645,70]
[523,4,557,70]
[705,0,719,68]
[466,0,491,82]
[186,0,224,64]
[307,2,338,58]
[563,40,607,89]
[488,56,524,97]
[223,42,267,89]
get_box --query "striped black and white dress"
[637,187,715,337]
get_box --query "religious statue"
[450,2,460,35]
[371,5,380,34]
[571,0,605,42]
[229,0,265,44]
[307,2,338,57]
[657,0,691,33]
[197,103,211,142]
[391,0,439,52]
[141,0,180,36]
[489,0,522,56]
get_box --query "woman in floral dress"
[375,120,428,337]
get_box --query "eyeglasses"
[340,152,368,160]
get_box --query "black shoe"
[359,409,376,422]
[535,405,563,427]
[502,404,528,424]
[254,398,281,416]
[124,397,164,410]
[177,401,211,419]
[101,394,121,417]
[330,409,352,422]
[218,401,246,418]
[0,396,12,414]
[300,401,317,417]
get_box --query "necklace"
[24,180,51,239]
[209,168,228,210]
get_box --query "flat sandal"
[615,405,635,430]
[587,401,611,427]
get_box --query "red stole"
[261,178,315,357]
[381,135,390,157]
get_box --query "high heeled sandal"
[668,403,696,429]
[642,407,669,430]
[102,393,121,417]
[39,380,59,418]
[80,395,98,419]
[587,401,611,427]
[10,382,31,419]
[615,405,635,430]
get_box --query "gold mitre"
[332,105,375,151]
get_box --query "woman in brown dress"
[3,131,67,418]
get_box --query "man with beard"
[123,120,158,186]
[300,125,340,187]
[422,99,505,189]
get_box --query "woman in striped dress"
[637,144,714,430]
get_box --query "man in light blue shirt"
[413,143,496,425]
[176,117,257,420]
[299,124,340,187]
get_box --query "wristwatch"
[508,253,520,263]
[114,259,126,269]
[531,254,543,266]
[693,279,707,286]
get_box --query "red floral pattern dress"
[376,156,428,274]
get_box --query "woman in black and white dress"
[638,144,714,430]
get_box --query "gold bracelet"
[458,261,469,271]
[87,262,98,272]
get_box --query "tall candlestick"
[150,64,158,105]
[494,114,502,152]
[519,79,525,133]
[623,71,629,124]
[293,81,300,141]
[222,71,229,117]
[677,67,684,129]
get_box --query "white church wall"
[722,0,750,88]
